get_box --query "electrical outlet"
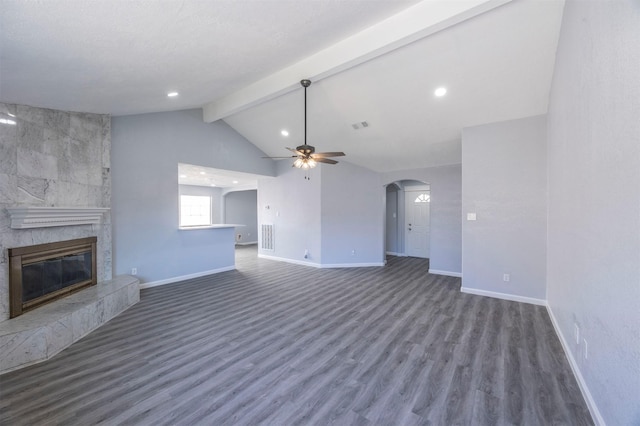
[575,323,580,344]
[131,268,137,275]
[503,273,510,282]
[583,339,588,360]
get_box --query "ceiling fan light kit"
[263,79,345,169]
[293,157,316,169]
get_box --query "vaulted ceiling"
[0,0,565,173]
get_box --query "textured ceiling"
[224,0,565,172]
[0,0,421,116]
[0,0,565,173]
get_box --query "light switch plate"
[467,213,477,221]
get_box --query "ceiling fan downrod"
[261,78,344,169]
[301,79,311,148]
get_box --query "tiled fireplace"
[0,207,139,375]
[0,103,139,374]
[9,237,97,318]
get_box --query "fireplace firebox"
[8,237,97,318]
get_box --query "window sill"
[178,224,245,230]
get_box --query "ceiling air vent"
[352,121,369,130]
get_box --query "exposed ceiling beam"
[202,0,512,123]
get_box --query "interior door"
[405,190,430,258]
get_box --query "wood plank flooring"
[0,246,593,425]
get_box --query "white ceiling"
[224,0,565,172]
[0,0,565,173]
[0,0,421,115]
[178,163,269,190]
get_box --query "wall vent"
[261,224,274,251]
[352,121,369,130]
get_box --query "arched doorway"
[384,179,430,259]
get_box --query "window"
[415,193,430,203]
[179,195,212,227]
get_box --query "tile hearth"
[0,275,139,375]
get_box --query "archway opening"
[384,179,430,260]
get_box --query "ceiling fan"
[263,79,345,169]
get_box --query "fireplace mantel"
[6,207,110,229]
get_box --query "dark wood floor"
[0,245,592,425]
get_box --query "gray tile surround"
[0,275,139,375]
[0,103,112,322]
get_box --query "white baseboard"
[460,287,546,306]
[320,262,385,268]
[386,252,409,257]
[140,265,236,289]
[429,269,462,278]
[546,305,605,426]
[258,254,384,269]
[460,287,602,423]
[235,241,258,246]
[258,254,320,268]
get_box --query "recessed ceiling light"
[167,91,179,97]
[434,87,447,97]
[210,184,216,187]
[281,129,289,137]
[232,180,239,184]
[200,171,206,175]
[179,174,187,178]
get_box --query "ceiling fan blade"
[310,152,345,158]
[315,158,338,165]
[286,147,304,155]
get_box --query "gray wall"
[0,103,112,322]
[111,109,274,283]
[383,164,462,275]
[546,1,640,424]
[257,160,384,266]
[257,160,322,263]
[462,115,547,300]
[225,190,257,244]
[385,185,399,254]
[320,161,383,265]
